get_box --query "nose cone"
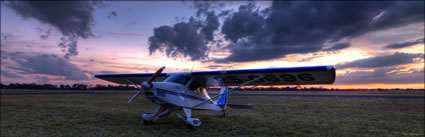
[142,81,151,88]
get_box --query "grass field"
[1,90,424,137]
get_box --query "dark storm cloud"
[336,52,423,69]
[221,3,265,43]
[385,37,424,49]
[6,1,96,38]
[216,1,424,63]
[336,68,424,84]
[193,1,212,17]
[323,43,350,51]
[148,17,215,61]
[6,1,99,59]
[201,11,220,41]
[193,1,225,17]
[3,52,89,80]
[148,1,223,61]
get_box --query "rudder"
[216,87,228,108]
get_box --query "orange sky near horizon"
[0,1,424,89]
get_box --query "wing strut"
[191,76,264,109]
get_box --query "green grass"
[1,91,424,137]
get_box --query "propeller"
[127,66,165,103]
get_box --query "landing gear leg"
[141,105,172,124]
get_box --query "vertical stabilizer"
[217,86,228,108]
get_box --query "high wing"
[95,65,335,86]
[95,73,168,85]
[191,65,335,86]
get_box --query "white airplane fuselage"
[95,65,336,127]
[144,82,223,111]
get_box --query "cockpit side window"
[188,80,202,91]
[165,74,189,85]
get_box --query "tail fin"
[216,87,228,108]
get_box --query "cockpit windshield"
[165,74,189,85]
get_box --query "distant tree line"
[0,83,423,91]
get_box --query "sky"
[1,1,424,89]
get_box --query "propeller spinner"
[127,66,165,103]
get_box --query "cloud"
[1,33,15,41]
[201,11,220,41]
[221,3,266,43]
[205,64,232,70]
[96,71,117,74]
[3,52,89,80]
[34,76,49,84]
[336,52,423,69]
[6,1,100,59]
[1,70,24,78]
[385,37,424,49]
[323,43,350,51]
[215,1,424,63]
[39,28,52,40]
[148,17,214,61]
[193,1,225,17]
[148,2,224,61]
[149,1,424,62]
[0,51,25,60]
[336,68,424,84]
[58,36,78,59]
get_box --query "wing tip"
[328,65,336,84]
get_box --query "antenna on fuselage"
[191,65,195,73]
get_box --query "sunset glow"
[1,1,424,89]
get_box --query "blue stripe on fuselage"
[155,88,214,104]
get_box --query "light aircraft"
[95,65,335,127]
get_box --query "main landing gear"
[141,105,202,127]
